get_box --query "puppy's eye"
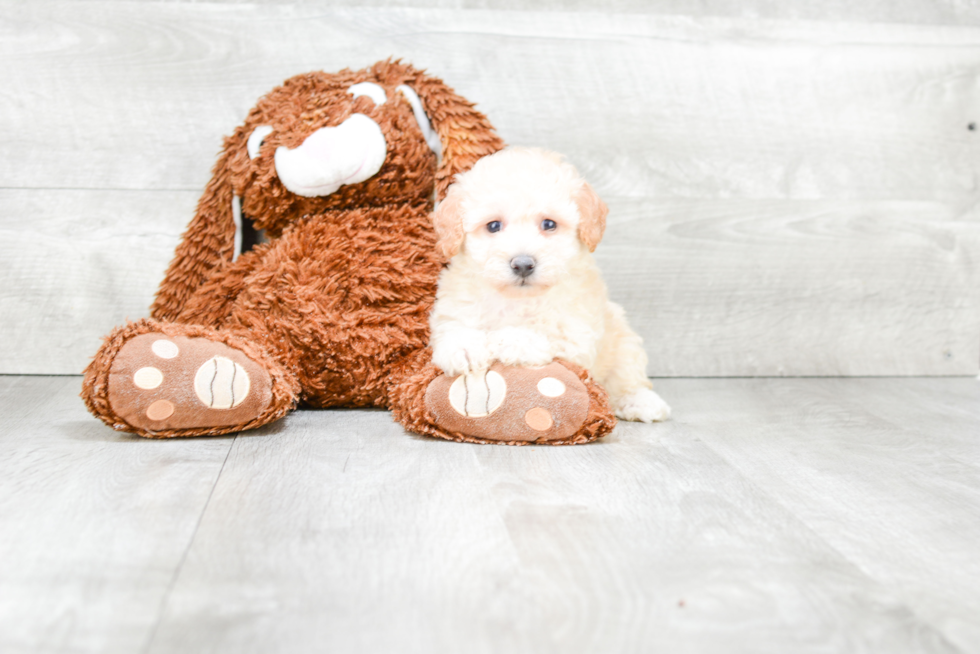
[487,220,502,233]
[541,218,557,231]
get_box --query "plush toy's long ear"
[575,181,608,253]
[150,146,239,322]
[406,72,505,201]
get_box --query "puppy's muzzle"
[510,255,536,279]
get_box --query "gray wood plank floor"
[2,375,978,653]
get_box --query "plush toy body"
[82,61,617,445]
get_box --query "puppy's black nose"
[510,255,536,279]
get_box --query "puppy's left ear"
[432,190,465,261]
[575,182,608,252]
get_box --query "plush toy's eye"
[487,220,502,233]
[247,125,274,160]
[541,218,557,231]
[347,82,387,106]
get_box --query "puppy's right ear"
[432,190,465,261]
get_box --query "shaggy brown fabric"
[149,61,500,322]
[82,319,299,438]
[80,60,619,445]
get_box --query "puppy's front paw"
[432,330,491,377]
[614,388,671,423]
[488,327,553,367]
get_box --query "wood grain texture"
[133,375,979,653]
[598,198,980,376]
[65,0,980,27]
[0,375,234,654]
[3,191,977,376]
[2,4,979,196]
[3,375,979,653]
[0,189,194,374]
[1,2,979,376]
[666,377,980,653]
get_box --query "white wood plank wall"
[1,1,979,376]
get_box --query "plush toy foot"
[424,361,616,445]
[82,320,299,438]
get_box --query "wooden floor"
[0,375,977,653]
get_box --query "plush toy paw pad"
[447,369,507,417]
[107,333,272,433]
[193,357,250,408]
[425,362,590,443]
[146,399,175,421]
[524,406,554,431]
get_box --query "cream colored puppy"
[429,147,670,423]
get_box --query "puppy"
[429,147,670,423]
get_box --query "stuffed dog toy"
[81,61,619,445]
[429,147,671,424]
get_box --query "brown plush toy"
[81,60,617,445]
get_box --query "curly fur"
[429,147,671,423]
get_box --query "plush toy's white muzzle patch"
[274,113,387,197]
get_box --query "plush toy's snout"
[274,114,388,198]
[269,83,443,199]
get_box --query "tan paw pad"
[524,407,553,431]
[146,400,175,421]
[107,333,272,432]
[425,361,590,443]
